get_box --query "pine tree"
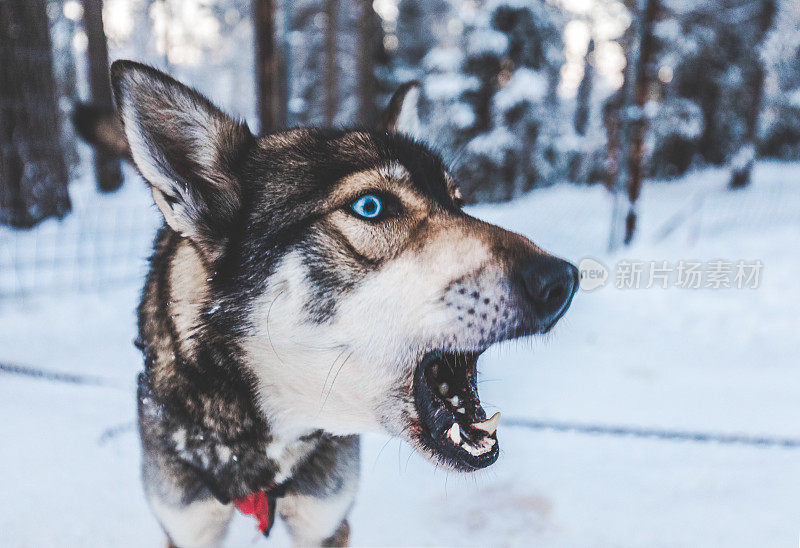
[729,0,776,189]
[760,0,800,159]
[415,1,565,202]
[395,0,451,78]
[289,0,361,126]
[0,0,71,228]
[653,0,778,180]
[465,1,565,201]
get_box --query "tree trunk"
[624,0,658,244]
[83,0,122,192]
[608,0,657,249]
[727,67,761,189]
[602,94,621,192]
[569,38,594,182]
[0,0,71,228]
[729,0,776,189]
[253,0,284,134]
[356,0,379,126]
[323,0,338,126]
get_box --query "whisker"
[265,288,287,364]
[320,347,348,402]
[320,351,354,412]
[372,437,394,473]
[404,448,415,472]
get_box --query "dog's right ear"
[110,60,254,260]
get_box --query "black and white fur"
[109,60,577,547]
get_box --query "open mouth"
[413,351,500,470]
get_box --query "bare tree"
[609,0,658,249]
[83,0,122,192]
[323,0,339,126]
[253,0,285,134]
[729,0,776,189]
[0,0,71,228]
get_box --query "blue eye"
[351,194,383,219]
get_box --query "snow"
[422,73,480,101]
[493,67,549,112]
[788,88,800,109]
[466,126,516,159]
[448,102,477,130]
[466,28,509,57]
[648,97,705,139]
[731,144,756,171]
[421,47,463,73]
[1,162,799,546]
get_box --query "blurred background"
[1,0,799,546]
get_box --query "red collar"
[234,491,277,537]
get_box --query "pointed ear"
[110,60,254,260]
[378,81,422,138]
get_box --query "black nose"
[520,255,579,329]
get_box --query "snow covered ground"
[1,162,798,546]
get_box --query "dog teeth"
[461,437,496,457]
[472,411,501,435]
[445,419,498,456]
[456,407,466,414]
[439,383,449,396]
[448,396,460,406]
[446,422,461,445]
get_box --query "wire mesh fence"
[2,159,797,302]
[0,167,161,300]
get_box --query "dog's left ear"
[111,60,254,260]
[378,81,422,138]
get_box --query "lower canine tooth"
[446,422,461,445]
[462,441,492,456]
[456,407,466,414]
[472,411,501,435]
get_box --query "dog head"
[112,61,578,471]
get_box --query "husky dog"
[104,60,577,547]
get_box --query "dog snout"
[518,254,579,331]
